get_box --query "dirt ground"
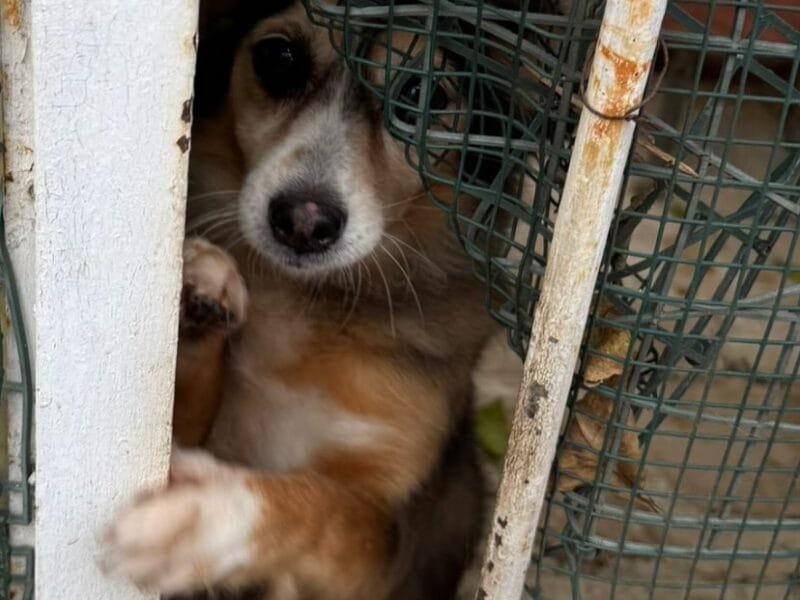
[457,61,800,599]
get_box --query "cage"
[0,0,798,598]
[0,185,34,600]
[304,0,800,597]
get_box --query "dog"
[101,2,498,598]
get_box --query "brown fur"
[103,2,498,599]
[174,334,226,445]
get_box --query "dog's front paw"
[181,238,248,338]
[169,446,243,486]
[99,477,259,595]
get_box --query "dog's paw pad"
[181,286,238,333]
[180,238,247,337]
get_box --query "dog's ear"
[195,1,243,118]
[198,0,242,34]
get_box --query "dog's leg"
[103,336,455,598]
[174,238,248,447]
[101,448,392,599]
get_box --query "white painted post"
[474,1,668,598]
[29,1,198,598]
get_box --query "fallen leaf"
[583,299,633,387]
[475,399,510,461]
[669,202,687,218]
[556,387,661,513]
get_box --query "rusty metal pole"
[474,1,668,598]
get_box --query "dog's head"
[218,1,465,278]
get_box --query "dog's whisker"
[198,217,240,243]
[187,189,241,203]
[339,262,364,332]
[186,215,239,235]
[344,265,356,306]
[380,245,424,322]
[381,190,430,210]
[383,234,414,278]
[186,209,240,233]
[371,254,396,338]
[383,231,445,279]
[224,230,249,252]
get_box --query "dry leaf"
[556,387,661,513]
[583,298,633,387]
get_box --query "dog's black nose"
[268,189,346,255]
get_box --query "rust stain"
[582,121,617,171]
[592,119,615,139]
[181,97,193,123]
[596,43,648,117]
[583,138,601,172]
[628,1,656,31]
[176,135,190,153]
[3,0,20,29]
[582,118,623,189]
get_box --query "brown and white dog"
[101,2,498,598]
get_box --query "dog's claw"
[180,238,248,337]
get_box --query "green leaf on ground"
[669,202,687,218]
[475,399,510,461]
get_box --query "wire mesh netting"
[0,208,35,600]
[306,0,800,597]
[0,86,35,600]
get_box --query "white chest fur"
[206,375,382,471]
[204,296,385,471]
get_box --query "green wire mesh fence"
[0,89,35,599]
[307,0,799,597]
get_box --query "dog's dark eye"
[398,77,449,122]
[251,36,310,97]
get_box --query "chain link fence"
[1,0,797,597]
[307,0,799,597]
[0,65,36,600]
[0,178,35,600]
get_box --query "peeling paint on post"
[29,1,199,598]
[474,1,668,598]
